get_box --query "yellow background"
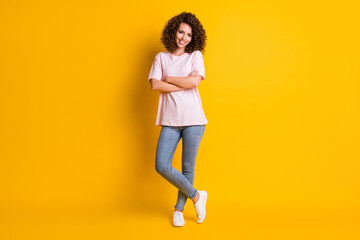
[1,0,359,239]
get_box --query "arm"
[163,75,202,89]
[149,79,185,93]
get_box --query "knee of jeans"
[182,162,195,172]
[155,162,170,176]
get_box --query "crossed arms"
[149,71,202,93]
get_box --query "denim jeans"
[155,125,205,212]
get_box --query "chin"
[177,44,187,49]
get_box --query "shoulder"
[192,50,204,58]
[191,50,204,61]
[152,52,162,62]
[155,52,169,59]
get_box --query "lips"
[178,40,186,45]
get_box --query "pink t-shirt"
[148,50,208,126]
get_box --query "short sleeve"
[192,51,205,80]
[148,53,163,82]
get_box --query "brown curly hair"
[160,12,207,54]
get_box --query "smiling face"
[175,22,192,50]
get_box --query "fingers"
[189,70,199,76]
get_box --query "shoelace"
[174,213,183,219]
[174,217,184,224]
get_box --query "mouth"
[178,39,187,46]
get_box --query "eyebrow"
[179,29,192,34]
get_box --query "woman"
[148,12,208,227]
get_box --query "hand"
[161,76,168,82]
[189,70,199,77]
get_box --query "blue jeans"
[155,125,205,212]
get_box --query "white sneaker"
[194,190,208,223]
[172,211,185,227]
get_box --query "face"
[175,22,192,50]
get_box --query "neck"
[172,48,185,56]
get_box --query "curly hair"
[160,12,207,54]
